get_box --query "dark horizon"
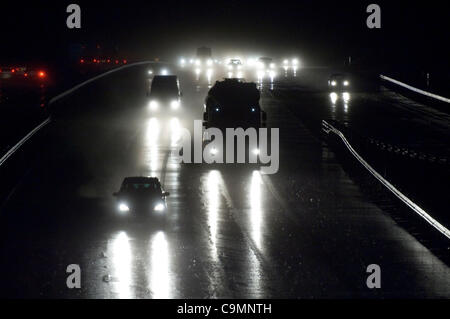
[1,1,449,69]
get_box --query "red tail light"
[38,71,46,78]
[123,59,127,64]
[93,58,97,63]
[80,59,84,63]
[24,73,28,77]
[115,60,119,64]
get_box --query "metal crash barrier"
[322,120,450,240]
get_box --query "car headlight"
[343,80,349,86]
[154,203,165,212]
[150,100,158,110]
[119,203,129,212]
[171,100,180,110]
[331,81,337,86]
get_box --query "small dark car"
[113,177,170,216]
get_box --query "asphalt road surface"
[0,64,449,298]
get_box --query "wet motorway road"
[0,64,449,298]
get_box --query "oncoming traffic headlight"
[331,81,337,86]
[119,203,129,212]
[150,100,159,110]
[154,203,165,212]
[343,80,349,86]
[171,100,180,110]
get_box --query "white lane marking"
[322,120,450,240]
[380,75,450,104]
[0,61,155,167]
[0,117,51,167]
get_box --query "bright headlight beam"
[171,100,180,109]
[119,203,129,212]
[150,100,158,110]
[154,203,165,211]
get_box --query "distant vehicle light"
[115,60,119,64]
[180,58,186,64]
[343,80,349,86]
[80,59,84,63]
[292,59,298,65]
[195,59,201,66]
[148,70,153,75]
[331,81,337,86]
[154,203,165,212]
[251,107,256,112]
[215,107,220,112]
[119,203,130,212]
[195,68,201,75]
[150,100,159,110]
[269,63,275,69]
[123,59,127,64]
[206,59,213,66]
[38,71,46,78]
[283,59,288,65]
[24,73,28,77]
[161,69,168,75]
[171,100,180,109]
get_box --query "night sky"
[1,1,449,69]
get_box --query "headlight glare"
[119,203,129,212]
[171,100,180,109]
[150,100,158,110]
